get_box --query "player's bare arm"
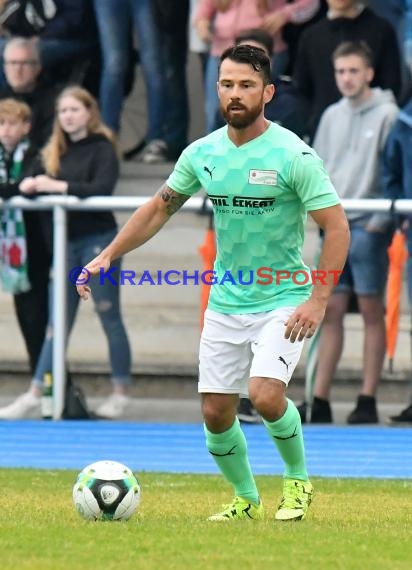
[285,204,350,342]
[76,185,190,299]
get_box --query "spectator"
[93,0,189,163]
[0,36,58,375]
[282,0,328,75]
[235,28,310,138]
[382,95,412,425]
[0,98,49,376]
[194,0,320,133]
[0,1,98,88]
[293,0,402,138]
[299,41,398,424]
[0,37,59,148]
[0,86,133,420]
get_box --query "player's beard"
[221,99,263,129]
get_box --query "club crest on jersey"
[248,169,278,186]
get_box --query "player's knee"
[202,395,236,432]
[250,379,286,420]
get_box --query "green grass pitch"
[1,470,411,570]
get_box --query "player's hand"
[76,254,111,301]
[284,298,326,343]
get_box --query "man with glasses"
[0,37,58,148]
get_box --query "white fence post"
[52,204,67,419]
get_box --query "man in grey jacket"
[300,40,398,424]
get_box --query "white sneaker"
[96,393,132,419]
[0,391,41,419]
[139,139,168,164]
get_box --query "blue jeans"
[204,55,220,134]
[92,0,188,150]
[32,230,131,388]
[335,224,391,296]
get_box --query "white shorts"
[199,307,304,396]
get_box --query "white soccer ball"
[73,460,141,521]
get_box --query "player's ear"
[263,83,275,104]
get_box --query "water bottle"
[41,372,53,420]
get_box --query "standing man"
[302,41,398,424]
[77,45,349,521]
[293,0,402,139]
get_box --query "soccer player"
[77,45,349,521]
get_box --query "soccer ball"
[73,460,141,521]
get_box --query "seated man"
[0,36,60,148]
[0,0,98,89]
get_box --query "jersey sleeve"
[166,149,203,196]
[289,149,340,211]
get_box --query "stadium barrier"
[1,195,411,419]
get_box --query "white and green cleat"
[208,496,264,522]
[275,478,313,521]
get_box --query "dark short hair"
[332,40,374,68]
[219,44,272,85]
[235,29,273,57]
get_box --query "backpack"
[0,0,56,36]
[62,372,94,420]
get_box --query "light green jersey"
[166,122,340,314]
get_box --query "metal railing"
[1,195,412,419]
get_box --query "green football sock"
[204,418,260,504]
[262,398,308,481]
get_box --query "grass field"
[1,470,411,570]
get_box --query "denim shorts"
[335,225,390,296]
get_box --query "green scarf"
[0,139,31,294]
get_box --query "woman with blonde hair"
[0,86,132,420]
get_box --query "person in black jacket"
[0,86,132,420]
[0,0,98,88]
[293,0,402,138]
[0,97,50,376]
[0,37,60,149]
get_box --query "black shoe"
[122,138,146,161]
[237,398,261,424]
[387,403,412,426]
[310,396,333,423]
[347,395,379,424]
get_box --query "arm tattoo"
[158,185,190,216]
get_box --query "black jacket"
[0,80,60,149]
[38,133,119,241]
[293,7,402,137]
